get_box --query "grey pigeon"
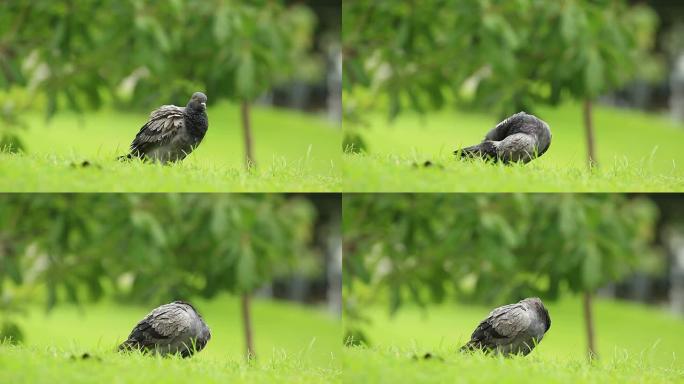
[122,92,209,163]
[460,297,551,356]
[456,112,551,164]
[119,301,211,357]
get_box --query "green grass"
[344,103,684,192]
[343,296,684,383]
[1,345,338,384]
[0,102,341,192]
[1,295,341,383]
[343,347,682,383]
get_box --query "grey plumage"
[119,301,211,357]
[460,297,551,356]
[456,112,552,163]
[123,92,209,163]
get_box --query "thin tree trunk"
[582,291,597,360]
[583,99,597,168]
[241,293,255,360]
[240,101,255,169]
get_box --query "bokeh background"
[0,1,342,191]
[343,0,684,191]
[0,193,341,366]
[343,193,684,365]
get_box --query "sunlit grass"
[343,152,683,192]
[0,151,339,192]
[343,346,683,383]
[1,344,340,384]
[344,103,684,192]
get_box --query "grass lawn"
[0,102,341,192]
[1,295,341,383]
[344,103,684,192]
[343,296,684,383]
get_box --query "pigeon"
[460,297,551,356]
[119,301,211,357]
[456,112,551,164]
[122,92,209,163]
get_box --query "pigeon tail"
[459,340,483,353]
[454,112,552,164]
[118,339,141,351]
[117,150,145,161]
[456,141,499,160]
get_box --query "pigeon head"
[187,92,207,112]
[522,297,551,332]
[171,300,211,339]
[199,320,212,343]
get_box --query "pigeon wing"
[124,303,192,349]
[130,105,185,153]
[465,303,531,350]
[487,303,532,338]
[484,112,528,141]
[148,303,193,337]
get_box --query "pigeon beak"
[201,102,206,109]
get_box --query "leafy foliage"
[0,1,317,113]
[343,0,660,119]
[343,194,659,316]
[0,194,317,309]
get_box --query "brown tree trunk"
[583,99,597,168]
[582,291,597,360]
[241,293,255,360]
[240,101,255,169]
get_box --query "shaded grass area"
[342,296,684,383]
[1,102,341,192]
[2,295,341,383]
[344,103,684,192]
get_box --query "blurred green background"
[0,1,342,192]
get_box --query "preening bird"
[460,297,551,356]
[456,112,551,164]
[119,301,211,357]
[122,92,209,163]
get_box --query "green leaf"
[581,243,602,289]
[65,89,82,113]
[236,52,256,99]
[4,258,22,284]
[406,87,425,114]
[236,237,256,291]
[130,211,167,247]
[585,48,604,97]
[213,6,230,43]
[345,59,370,88]
[560,3,577,42]
[388,92,401,121]
[389,283,402,315]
